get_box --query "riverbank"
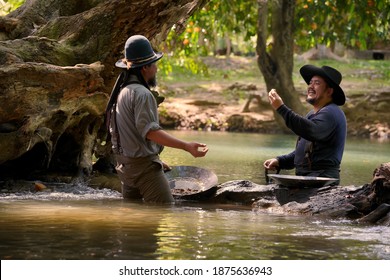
[158,56,390,139]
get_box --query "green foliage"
[0,0,24,15]
[158,56,210,83]
[160,57,390,100]
[159,0,258,78]
[295,0,390,50]
[161,0,258,57]
[164,0,389,59]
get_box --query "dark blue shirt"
[276,103,347,179]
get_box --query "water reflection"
[155,206,390,260]
[0,199,163,259]
[161,131,389,186]
[1,196,390,260]
[0,132,389,260]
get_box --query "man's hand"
[184,142,208,158]
[162,161,172,172]
[268,88,284,110]
[263,158,280,171]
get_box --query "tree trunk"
[255,0,305,130]
[0,0,207,179]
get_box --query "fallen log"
[207,162,390,225]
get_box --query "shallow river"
[0,131,389,260]
[161,131,389,186]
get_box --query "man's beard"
[147,76,157,88]
[306,97,316,105]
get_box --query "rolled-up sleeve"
[134,91,161,139]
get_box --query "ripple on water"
[0,181,122,201]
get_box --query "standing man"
[263,65,347,184]
[106,35,208,203]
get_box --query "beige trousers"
[115,154,174,203]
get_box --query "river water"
[0,131,389,260]
[161,131,390,186]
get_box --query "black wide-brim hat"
[300,65,345,106]
[115,35,163,69]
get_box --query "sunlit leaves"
[0,0,25,15]
[164,0,389,59]
[295,0,389,50]
[161,0,258,58]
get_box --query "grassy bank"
[157,55,389,139]
[159,56,390,97]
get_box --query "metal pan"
[266,174,338,188]
[165,166,218,199]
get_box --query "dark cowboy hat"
[300,65,345,106]
[115,35,163,69]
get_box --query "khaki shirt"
[114,78,163,157]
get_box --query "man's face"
[143,62,158,87]
[306,75,332,106]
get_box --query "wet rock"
[372,162,390,205]
[196,162,390,225]
[358,203,390,224]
